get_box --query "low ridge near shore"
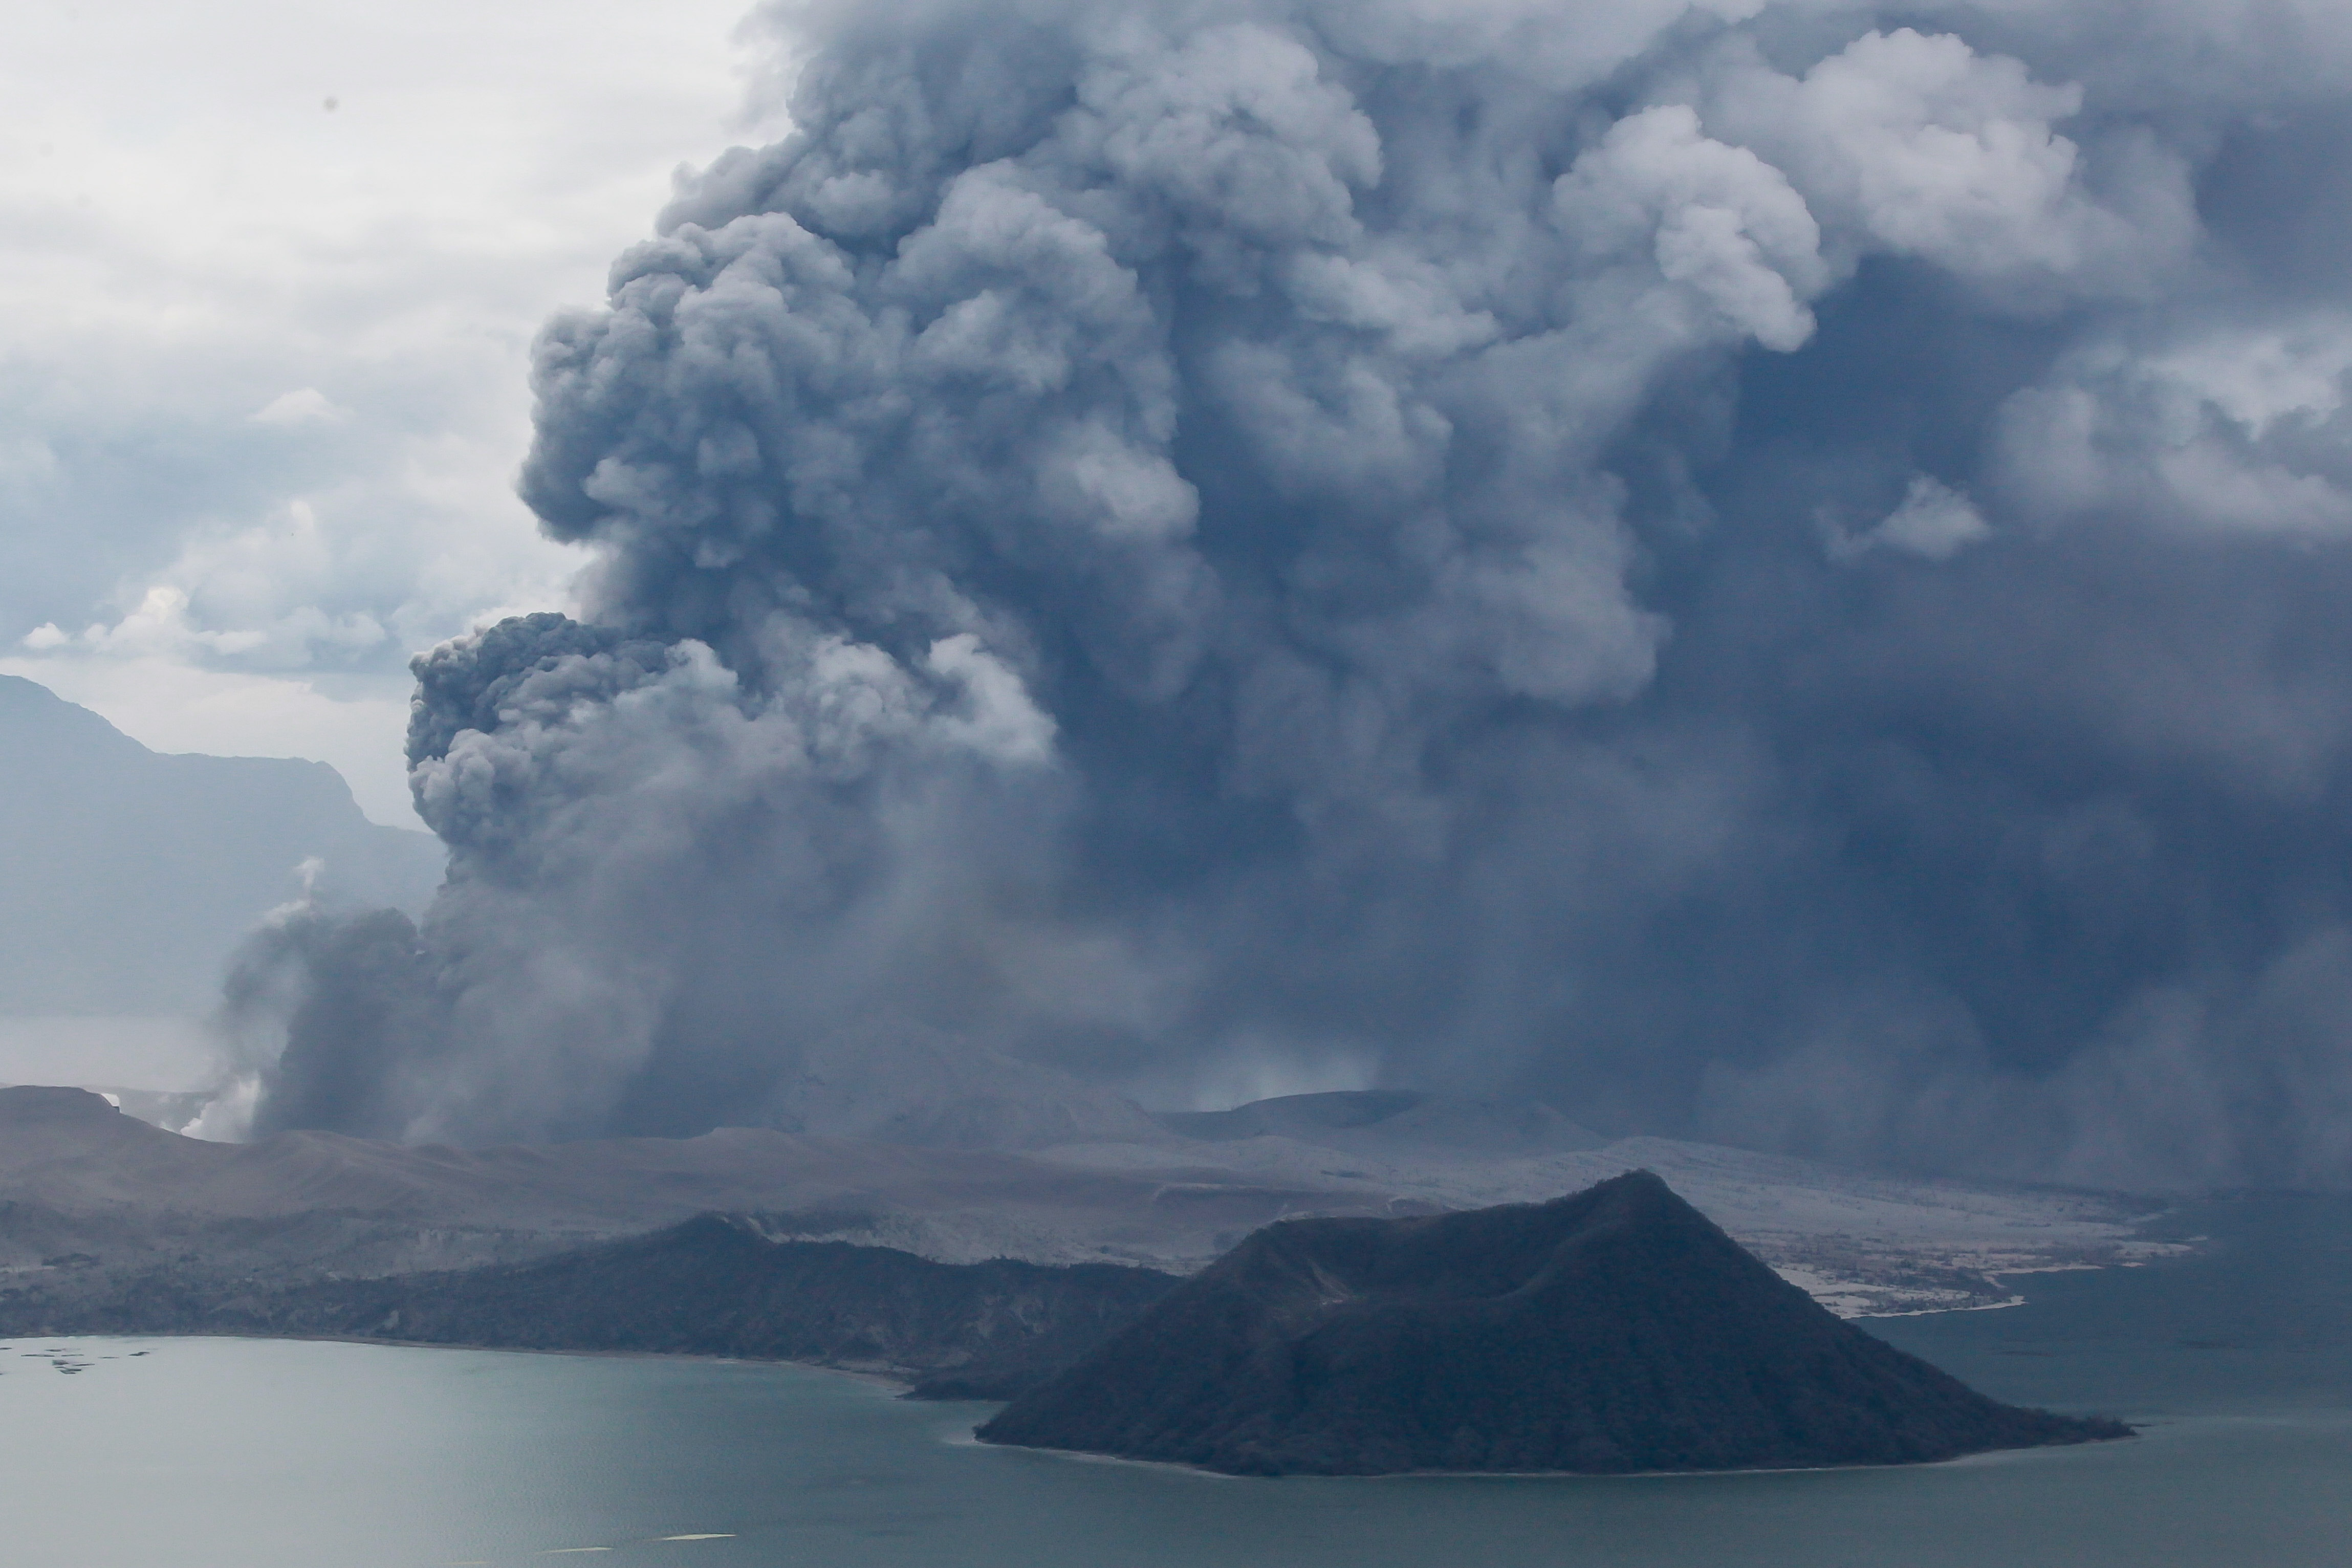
[978,1170,2132,1475]
[2,1211,1179,1398]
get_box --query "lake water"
[5,1195,2348,1568]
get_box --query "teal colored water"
[5,1195,2348,1568]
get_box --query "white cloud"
[1993,316,2352,538]
[1557,102,1827,353]
[926,634,1059,765]
[250,388,349,426]
[1871,475,1993,559]
[2150,321,2352,438]
[1703,28,2193,296]
[0,0,774,819]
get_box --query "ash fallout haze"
[234,0,2352,1193]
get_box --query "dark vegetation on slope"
[0,1212,1178,1397]
[979,1171,2132,1475]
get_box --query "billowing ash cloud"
[240,0,2352,1188]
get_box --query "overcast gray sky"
[0,0,769,824]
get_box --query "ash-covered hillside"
[980,1171,2130,1475]
[0,1085,2164,1318]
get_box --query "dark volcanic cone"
[976,1170,2129,1475]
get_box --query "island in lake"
[978,1170,2131,1475]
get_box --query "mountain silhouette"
[978,1170,2130,1474]
[0,675,441,1015]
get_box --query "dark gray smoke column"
[251,0,2352,1187]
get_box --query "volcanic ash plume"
[238,0,2352,1188]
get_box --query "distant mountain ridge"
[0,675,443,1014]
[978,1171,2131,1474]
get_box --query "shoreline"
[1857,1295,2029,1320]
[977,1430,2136,1484]
[13,1329,921,1395]
[19,1248,2118,1397]
[24,1328,2138,1482]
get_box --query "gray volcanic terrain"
[0,1086,1361,1279]
[1,1085,2166,1332]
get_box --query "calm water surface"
[5,1195,2348,1567]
